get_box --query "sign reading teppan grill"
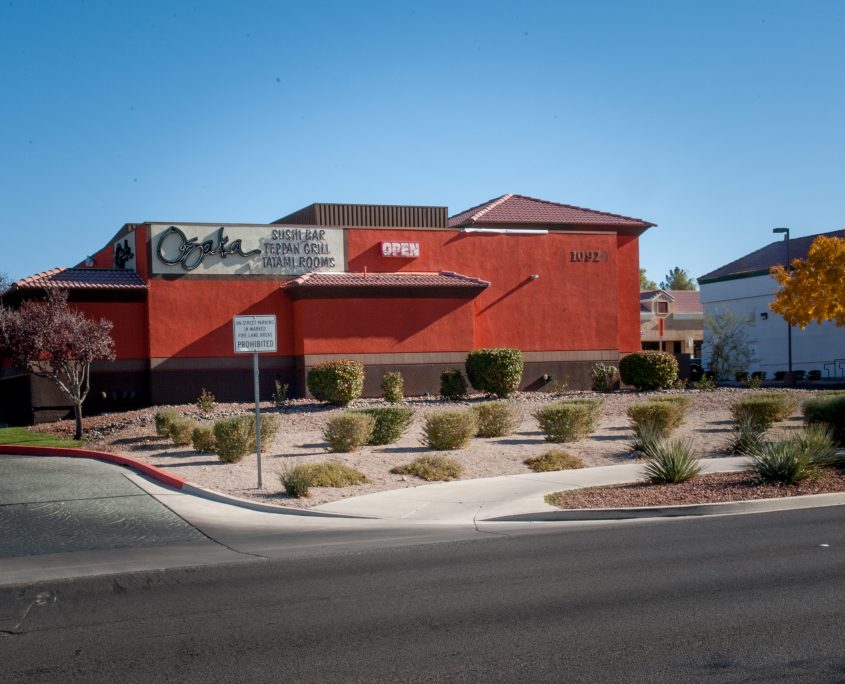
[150,223,345,275]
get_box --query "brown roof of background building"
[640,289,702,314]
[10,268,147,291]
[448,193,655,230]
[698,229,845,283]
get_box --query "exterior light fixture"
[772,227,792,374]
[530,274,540,280]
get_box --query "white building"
[698,229,845,380]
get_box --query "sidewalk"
[312,457,754,523]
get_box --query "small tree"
[639,268,657,290]
[702,309,756,382]
[770,235,845,327]
[660,266,697,291]
[0,290,115,439]
[0,272,10,294]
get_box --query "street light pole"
[773,227,793,373]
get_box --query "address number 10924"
[570,251,607,262]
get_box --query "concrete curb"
[0,445,187,489]
[488,492,845,522]
[0,445,363,518]
[179,483,373,519]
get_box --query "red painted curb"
[0,445,187,490]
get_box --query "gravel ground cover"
[28,387,842,509]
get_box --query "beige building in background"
[640,290,703,357]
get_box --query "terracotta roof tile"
[11,268,147,291]
[283,271,490,289]
[699,229,845,283]
[448,194,654,229]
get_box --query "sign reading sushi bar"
[151,223,345,275]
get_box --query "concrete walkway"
[312,457,753,522]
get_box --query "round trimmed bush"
[380,371,404,403]
[440,368,468,400]
[533,399,602,443]
[168,417,195,446]
[731,392,796,430]
[472,401,521,438]
[422,409,478,450]
[307,360,365,405]
[357,407,414,445]
[322,412,375,452]
[804,393,845,445]
[191,424,216,453]
[155,410,179,437]
[213,416,254,463]
[626,400,686,439]
[465,348,524,398]
[619,351,679,391]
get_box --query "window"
[655,301,669,314]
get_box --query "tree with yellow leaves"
[770,235,845,327]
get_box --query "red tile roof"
[698,230,845,283]
[640,289,702,314]
[448,194,654,230]
[284,271,490,289]
[10,268,147,291]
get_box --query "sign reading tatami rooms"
[151,224,345,275]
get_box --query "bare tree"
[0,290,115,439]
[0,272,10,294]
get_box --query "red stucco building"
[1,194,654,424]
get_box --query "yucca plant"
[628,420,665,456]
[727,414,768,455]
[641,438,702,484]
[748,440,822,485]
[792,424,841,468]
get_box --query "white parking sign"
[233,315,277,353]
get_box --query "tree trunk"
[73,401,83,441]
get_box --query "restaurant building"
[1,194,654,423]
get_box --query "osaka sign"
[151,223,345,276]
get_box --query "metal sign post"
[233,315,277,489]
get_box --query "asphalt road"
[2,507,844,683]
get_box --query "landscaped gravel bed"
[27,387,831,508]
[545,469,845,509]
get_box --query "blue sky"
[2,1,844,285]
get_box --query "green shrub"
[692,376,717,391]
[619,351,679,390]
[214,416,254,463]
[549,378,569,396]
[307,360,365,405]
[804,393,845,446]
[281,462,369,496]
[792,423,841,468]
[627,420,665,456]
[730,392,796,430]
[533,399,602,443]
[465,348,524,398]
[155,410,179,437]
[391,455,463,481]
[357,407,413,445]
[272,380,289,406]
[196,387,216,412]
[303,462,369,487]
[642,439,702,484]
[168,417,195,446]
[727,415,767,455]
[191,424,216,453]
[626,400,686,439]
[422,410,478,450]
[524,449,585,472]
[440,369,468,400]
[472,402,521,438]
[591,363,619,393]
[213,413,279,463]
[322,412,375,452]
[380,371,404,403]
[280,467,311,498]
[749,439,822,485]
